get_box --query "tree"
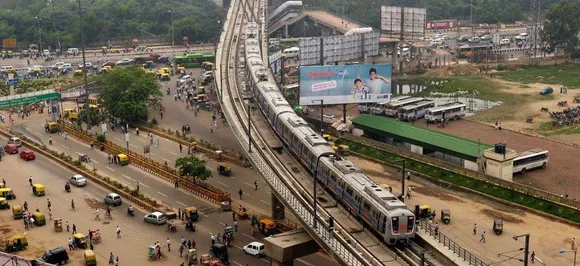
[175,156,212,180]
[541,0,580,57]
[97,66,162,123]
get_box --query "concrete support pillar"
[284,25,289,38]
[272,194,285,220]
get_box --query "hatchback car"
[540,87,554,95]
[69,174,87,187]
[144,212,167,225]
[243,241,265,257]
[8,137,21,147]
[19,149,35,161]
[39,247,69,265]
[104,193,122,206]
[4,144,18,154]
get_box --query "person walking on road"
[254,180,258,190]
[234,220,238,232]
[94,208,100,221]
[71,199,75,211]
[116,226,121,238]
[108,252,114,264]
[156,139,160,148]
[572,237,577,251]
[480,231,486,243]
[72,224,77,234]
[29,176,33,186]
[238,189,243,200]
[66,221,69,232]
[166,238,171,251]
[530,251,535,263]
[473,223,477,235]
[179,244,184,257]
[49,136,53,145]
[179,143,183,153]
[47,198,51,211]
[211,234,215,245]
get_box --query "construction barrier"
[57,121,231,203]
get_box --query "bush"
[97,135,106,143]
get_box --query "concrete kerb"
[0,126,162,213]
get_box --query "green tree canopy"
[175,156,212,180]
[541,0,580,57]
[97,66,161,123]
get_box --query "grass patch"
[336,138,580,224]
[417,75,511,102]
[494,65,580,88]
[535,121,580,136]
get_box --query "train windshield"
[407,216,414,233]
[391,217,400,234]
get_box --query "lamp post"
[513,234,530,266]
[246,102,252,153]
[77,0,91,130]
[392,159,407,202]
[35,17,42,54]
[311,100,324,135]
[168,10,174,47]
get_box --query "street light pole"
[247,103,252,153]
[78,0,91,130]
[168,10,174,47]
[513,234,530,266]
[35,17,42,54]
[311,100,324,135]
[50,0,60,54]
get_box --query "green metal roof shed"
[352,115,490,161]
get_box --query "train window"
[363,201,371,211]
[330,175,337,182]
[391,217,400,234]
[381,216,387,233]
[407,216,415,233]
[346,187,353,196]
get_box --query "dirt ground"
[348,156,579,266]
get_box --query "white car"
[116,58,134,65]
[0,66,15,73]
[52,62,65,69]
[243,242,265,257]
[42,49,50,57]
[61,63,72,71]
[78,62,92,69]
[69,174,87,187]
[144,212,167,225]
[8,137,22,147]
[468,37,481,43]
[67,48,79,56]
[499,39,511,46]
[480,35,492,41]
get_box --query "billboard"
[381,6,426,40]
[2,38,17,49]
[299,64,392,105]
[426,20,457,30]
[299,32,380,66]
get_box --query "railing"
[56,121,231,203]
[0,252,54,266]
[418,219,489,266]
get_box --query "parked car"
[51,62,65,70]
[8,137,22,147]
[540,87,554,95]
[468,37,481,43]
[104,193,122,206]
[144,212,167,225]
[243,242,265,257]
[0,66,15,73]
[457,36,470,42]
[61,63,72,72]
[499,39,511,46]
[116,58,134,65]
[480,35,492,41]
[38,247,69,265]
[69,174,87,187]
[66,48,79,56]
[78,62,92,69]
[19,149,36,161]
[102,61,116,67]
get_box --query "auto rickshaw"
[90,228,101,243]
[73,233,88,249]
[380,183,393,193]
[441,209,451,224]
[217,164,231,176]
[0,234,28,252]
[0,197,9,209]
[32,183,45,196]
[64,108,79,120]
[209,243,227,260]
[224,226,234,241]
[74,69,83,76]
[160,73,170,81]
[0,188,16,200]
[84,250,96,266]
[493,219,503,235]
[11,205,23,219]
[184,207,199,222]
[118,154,129,166]
[419,205,432,218]
[185,249,197,265]
[236,206,248,219]
[259,218,278,236]
[47,122,59,133]
[200,254,211,265]
[176,66,185,74]
[33,212,46,226]
[54,219,63,232]
[203,62,215,71]
[160,67,171,74]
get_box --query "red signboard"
[426,20,456,30]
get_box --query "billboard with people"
[299,64,392,105]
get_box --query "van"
[39,247,69,265]
[268,38,280,48]
[282,47,299,58]
[243,241,265,257]
[499,39,511,46]
[67,48,79,56]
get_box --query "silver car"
[144,212,167,225]
[69,174,87,187]
[104,193,122,206]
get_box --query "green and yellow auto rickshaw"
[419,205,432,218]
[0,188,16,200]
[0,234,28,252]
[0,197,9,209]
[11,205,23,219]
[33,212,46,226]
[32,184,45,196]
[84,250,96,265]
[73,233,88,249]
[441,209,451,224]
[118,154,129,166]
[160,73,170,81]
[47,122,59,133]
[184,207,199,222]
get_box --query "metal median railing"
[418,220,489,266]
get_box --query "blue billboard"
[299,64,392,105]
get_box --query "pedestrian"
[68,238,74,250]
[90,242,94,251]
[66,221,70,232]
[217,233,221,244]
[572,237,577,250]
[178,208,181,220]
[23,201,28,211]
[234,220,238,232]
[222,233,226,243]
[179,143,183,153]
[473,223,477,235]
[72,224,77,234]
[71,199,75,211]
[406,187,411,199]
[239,189,243,200]
[95,208,100,221]
[211,234,215,245]
[2,178,5,187]
[210,124,213,133]
[530,251,535,263]
[174,178,179,188]
[254,180,258,190]
[179,244,184,257]
[49,136,53,145]
[156,139,160,148]
[192,239,196,249]
[47,198,51,211]
[109,252,114,264]
[116,226,121,238]
[167,238,171,251]
[232,210,236,221]
[498,122,502,130]
[29,176,33,186]
[434,222,439,235]
[480,231,486,243]
[28,216,34,228]
[49,210,52,220]
[187,239,192,249]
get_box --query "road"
[6,113,330,265]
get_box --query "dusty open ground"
[349,156,579,266]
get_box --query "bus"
[383,97,425,117]
[512,149,548,174]
[398,100,435,121]
[368,96,412,115]
[174,53,216,68]
[425,102,467,123]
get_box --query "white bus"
[384,97,425,117]
[398,100,436,121]
[367,96,412,115]
[512,149,548,174]
[425,102,467,123]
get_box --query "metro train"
[241,24,416,245]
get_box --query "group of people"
[178,236,197,257]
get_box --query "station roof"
[352,115,490,161]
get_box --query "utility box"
[483,144,517,181]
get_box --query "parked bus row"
[359,97,467,123]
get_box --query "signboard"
[381,6,426,40]
[6,78,19,86]
[426,20,457,30]
[299,64,392,105]
[2,38,17,49]
[299,38,321,66]
[0,90,59,109]
[299,32,380,66]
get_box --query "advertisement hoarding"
[426,20,457,30]
[299,31,380,66]
[381,6,426,40]
[2,38,17,49]
[299,64,392,105]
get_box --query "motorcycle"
[166,223,177,232]
[127,207,135,216]
[65,183,71,193]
